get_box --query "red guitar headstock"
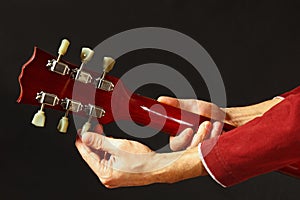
[17,39,128,133]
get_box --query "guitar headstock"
[17,39,127,133]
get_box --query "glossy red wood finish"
[128,94,236,135]
[278,163,300,178]
[17,47,300,178]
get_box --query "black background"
[1,0,300,199]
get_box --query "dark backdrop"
[1,0,299,199]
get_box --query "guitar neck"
[125,94,235,136]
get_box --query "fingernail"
[157,96,163,101]
[157,96,167,102]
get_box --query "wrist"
[223,98,283,127]
[150,148,206,184]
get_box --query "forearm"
[223,98,283,127]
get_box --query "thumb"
[170,128,194,151]
[157,96,179,108]
[158,96,197,113]
[81,131,118,154]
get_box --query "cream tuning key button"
[102,57,115,74]
[57,39,70,61]
[57,116,69,133]
[81,116,92,135]
[31,107,46,127]
[80,47,94,64]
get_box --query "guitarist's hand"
[75,124,210,188]
[157,96,226,151]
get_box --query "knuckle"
[104,184,114,189]
[100,175,119,188]
[100,177,113,186]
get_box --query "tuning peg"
[57,39,70,62]
[46,39,71,76]
[94,57,115,91]
[102,57,115,73]
[80,104,105,135]
[80,47,94,64]
[100,56,115,80]
[57,114,69,133]
[31,105,46,127]
[71,47,94,84]
[31,92,59,128]
[57,98,83,133]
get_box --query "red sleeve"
[200,87,300,187]
[280,86,300,98]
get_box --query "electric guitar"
[17,39,300,179]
